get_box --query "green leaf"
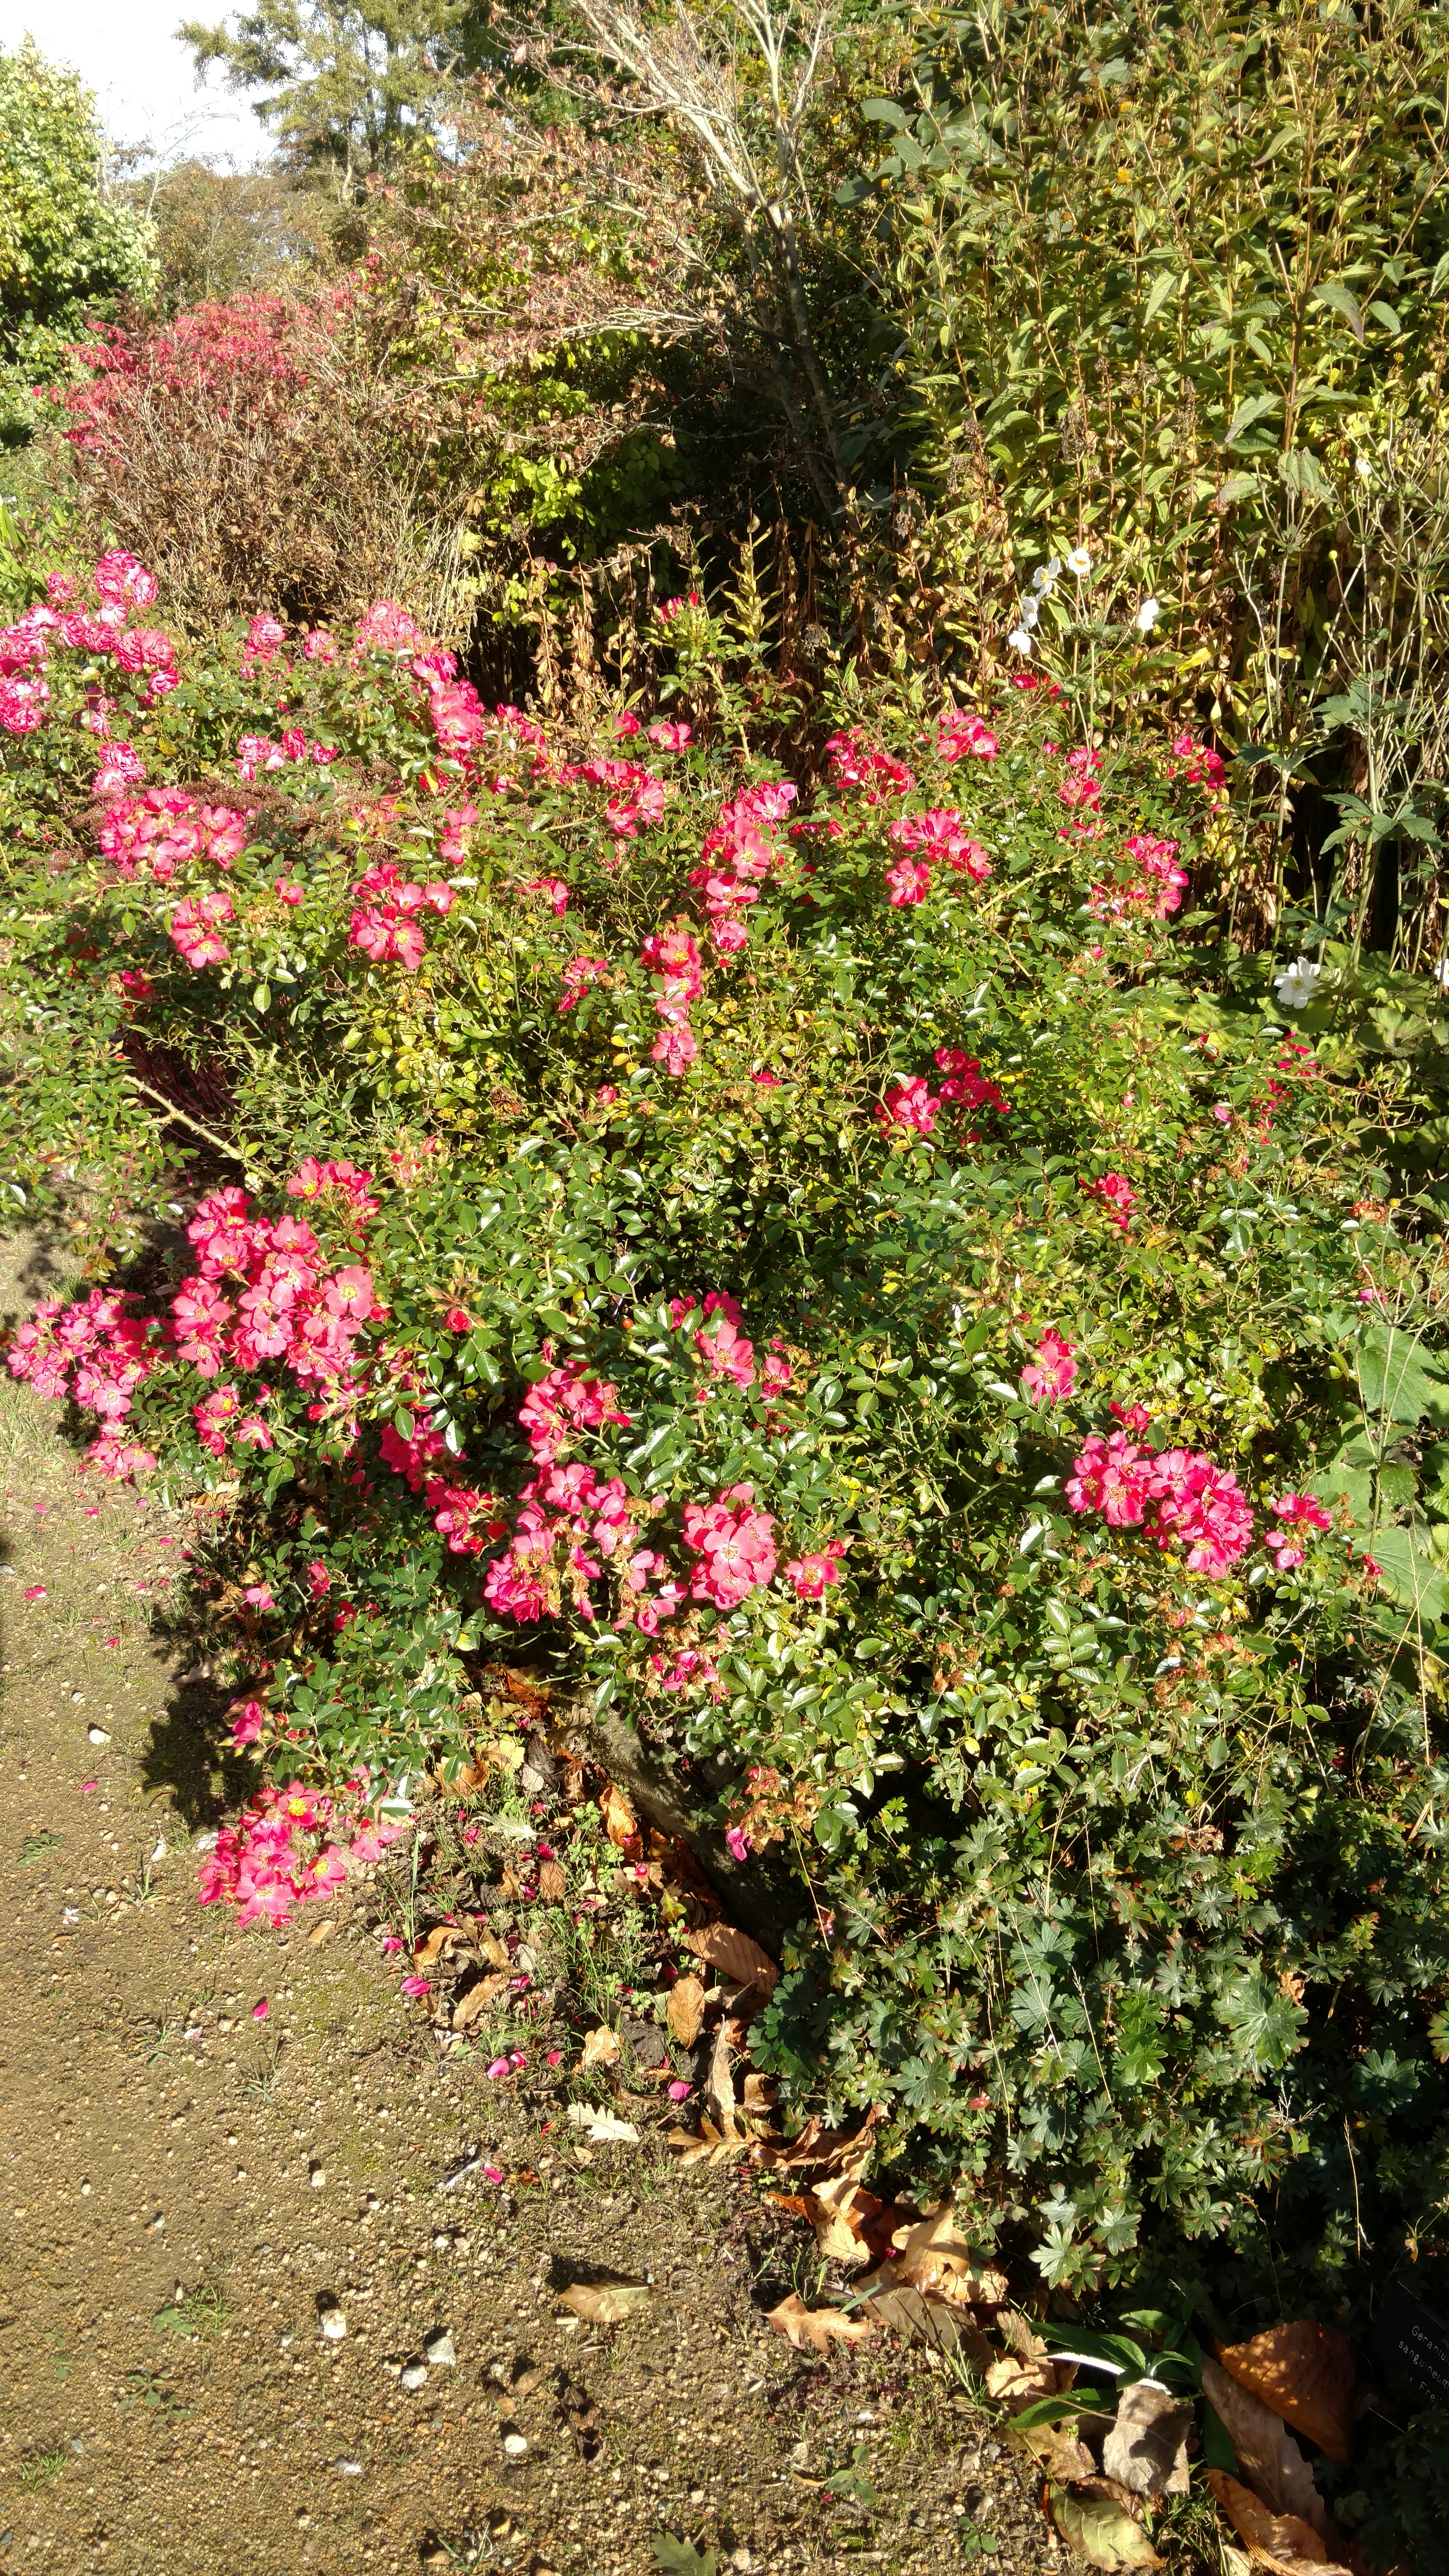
[1225,392,1280,445]
[1045,2484,1161,2568]
[860,97,908,128]
[1202,2402,1239,2471]
[1366,1528,1448,1625]
[1358,1325,1448,1425]
[1143,271,1180,326]
[1313,281,1365,340]
[1040,2323,1148,2375]
[1213,1969,1305,2070]
[654,2538,717,2576]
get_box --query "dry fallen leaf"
[739,2070,778,2121]
[463,1921,512,1970]
[599,1782,639,1850]
[1216,2325,1355,2465]
[580,2026,622,2070]
[1007,2416,1099,2483]
[452,1971,510,2033]
[666,1974,706,2048]
[1206,2470,1354,2575]
[557,2281,655,2326]
[537,1858,567,1901]
[499,1860,526,1901]
[704,2024,738,2137]
[756,2106,880,2181]
[1045,2483,1162,2570]
[1201,2360,1334,2542]
[806,2174,897,2268]
[766,2293,874,2356]
[859,2278,994,2367]
[565,2104,639,2144]
[1101,2382,1193,2498]
[888,2206,1009,2306]
[985,2351,1058,2406]
[413,1923,460,1969]
[683,1922,779,1994]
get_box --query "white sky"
[0,0,270,166]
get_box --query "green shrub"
[849,0,1449,756]
[0,41,155,399]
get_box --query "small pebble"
[87,1725,110,1745]
[333,2458,362,2477]
[502,2432,528,2459]
[400,2361,429,2392]
[319,2308,347,2342]
[309,2164,326,2189]
[424,2331,456,2367]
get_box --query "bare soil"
[0,1238,1049,2576]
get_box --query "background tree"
[137,159,341,311]
[178,0,488,193]
[0,41,156,397]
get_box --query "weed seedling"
[153,2284,229,2340]
[17,2446,68,2491]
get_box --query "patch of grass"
[17,2444,68,2491]
[153,2283,228,2340]
[19,1828,60,1864]
[241,2036,287,2101]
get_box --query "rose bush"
[1,551,1447,2373]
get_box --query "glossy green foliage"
[0,42,155,385]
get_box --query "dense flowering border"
[1,550,1376,1936]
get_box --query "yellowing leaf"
[558,2279,655,2325]
[581,2025,622,2069]
[1045,2483,1162,2569]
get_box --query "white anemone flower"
[1065,546,1092,576]
[1134,595,1161,633]
[1007,626,1035,656]
[1031,557,1062,593]
[1434,955,1449,991]
[1021,598,1041,629]
[1273,955,1323,1011]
